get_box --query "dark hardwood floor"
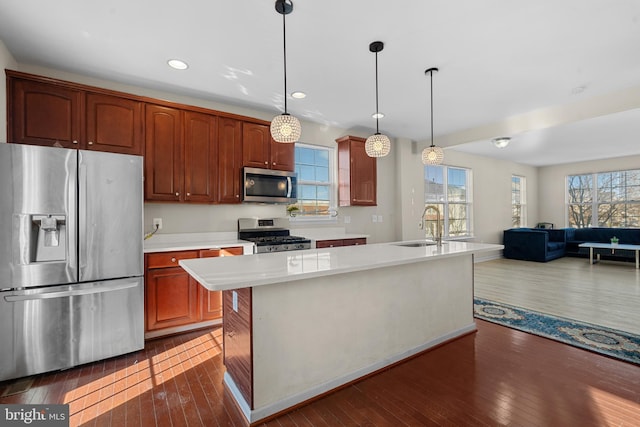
[1,321,639,426]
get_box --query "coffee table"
[578,242,640,269]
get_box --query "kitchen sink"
[392,241,447,247]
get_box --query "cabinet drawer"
[316,239,344,248]
[343,238,367,246]
[146,251,198,269]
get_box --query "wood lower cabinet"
[336,135,377,206]
[145,251,199,331]
[223,287,253,408]
[145,247,245,338]
[315,238,367,248]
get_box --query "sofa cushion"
[547,242,565,251]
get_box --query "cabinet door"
[86,93,143,155]
[217,117,243,203]
[146,267,199,330]
[242,122,271,168]
[184,111,218,202]
[144,104,183,201]
[198,249,222,320]
[223,288,253,408]
[269,137,295,171]
[350,138,377,205]
[9,78,82,148]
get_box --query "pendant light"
[421,67,444,165]
[365,41,391,158]
[270,0,301,143]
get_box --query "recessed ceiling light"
[372,112,384,119]
[492,137,511,148]
[291,91,306,99]
[167,59,188,70]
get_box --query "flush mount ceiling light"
[422,67,444,165]
[492,137,511,148]
[270,0,301,144]
[372,112,384,119]
[365,41,391,158]
[291,91,306,99]
[167,59,188,70]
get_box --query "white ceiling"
[1,0,640,166]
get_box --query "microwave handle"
[286,176,292,198]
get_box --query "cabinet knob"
[88,141,94,145]
[171,257,176,263]
[175,192,179,196]
[264,161,268,165]
[186,192,191,196]
[72,140,78,144]
[236,194,239,198]
[272,162,276,166]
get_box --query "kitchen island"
[180,240,502,423]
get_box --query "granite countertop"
[180,240,503,291]
[143,232,255,254]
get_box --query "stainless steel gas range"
[238,218,311,253]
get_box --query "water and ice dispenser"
[24,214,67,263]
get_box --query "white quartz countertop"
[143,232,254,253]
[180,240,503,291]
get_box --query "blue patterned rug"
[474,298,640,366]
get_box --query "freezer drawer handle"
[4,281,138,302]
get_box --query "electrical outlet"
[372,214,378,223]
[344,216,351,224]
[152,218,163,230]
[377,215,383,223]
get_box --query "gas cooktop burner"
[238,217,312,253]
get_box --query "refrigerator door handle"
[4,280,138,302]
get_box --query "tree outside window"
[292,143,335,219]
[512,175,526,227]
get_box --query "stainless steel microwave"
[243,167,297,204]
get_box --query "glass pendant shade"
[365,133,391,157]
[270,113,301,143]
[422,145,444,165]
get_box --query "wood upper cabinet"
[145,104,183,202]
[242,122,294,171]
[217,117,243,203]
[7,71,143,155]
[184,111,217,202]
[85,92,143,155]
[8,76,82,148]
[336,136,377,206]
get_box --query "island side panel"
[250,254,474,412]
[222,288,253,408]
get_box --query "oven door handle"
[286,176,292,198]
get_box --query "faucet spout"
[421,205,443,246]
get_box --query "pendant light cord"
[429,69,434,148]
[282,10,288,115]
[374,50,380,134]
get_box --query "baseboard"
[474,250,503,263]
[224,323,477,424]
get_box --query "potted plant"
[286,204,300,217]
[611,236,619,245]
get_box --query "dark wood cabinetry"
[242,122,294,171]
[8,71,143,155]
[223,287,253,407]
[145,251,199,331]
[184,111,218,202]
[336,135,377,206]
[145,246,245,338]
[217,117,244,203]
[315,238,367,248]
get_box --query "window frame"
[511,175,526,228]
[290,142,337,223]
[566,168,640,228]
[424,164,473,239]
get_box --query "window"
[292,143,336,219]
[567,169,640,228]
[424,165,473,238]
[512,175,526,227]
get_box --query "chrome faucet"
[421,205,443,246]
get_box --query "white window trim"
[424,165,473,239]
[512,175,527,228]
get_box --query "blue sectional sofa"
[565,227,640,262]
[503,228,567,262]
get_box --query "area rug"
[474,298,640,366]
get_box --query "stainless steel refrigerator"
[0,143,144,382]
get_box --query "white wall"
[538,154,640,228]
[1,39,18,141]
